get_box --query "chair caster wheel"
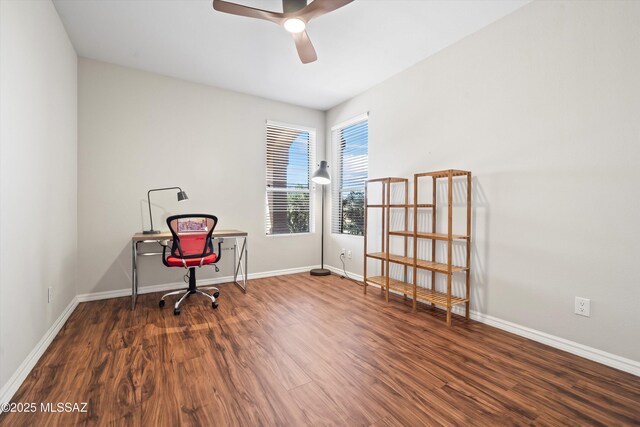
[213,291,220,298]
[159,300,165,308]
[174,308,180,315]
[212,302,219,309]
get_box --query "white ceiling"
[53,0,529,110]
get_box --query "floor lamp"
[310,161,331,276]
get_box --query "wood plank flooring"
[1,273,638,426]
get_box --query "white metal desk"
[131,229,248,309]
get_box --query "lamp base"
[310,268,331,276]
[143,230,162,235]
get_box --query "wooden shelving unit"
[364,170,472,326]
[363,177,409,304]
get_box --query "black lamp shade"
[177,190,188,201]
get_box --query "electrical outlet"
[574,297,590,317]
[48,287,53,304]
[347,250,352,259]
[341,248,346,256]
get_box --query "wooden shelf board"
[365,275,387,287]
[418,288,468,307]
[366,204,434,208]
[415,169,470,179]
[366,177,407,184]
[365,276,468,307]
[366,252,467,273]
[388,230,469,240]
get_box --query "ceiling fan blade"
[212,0,285,25]
[297,0,354,22]
[292,30,317,64]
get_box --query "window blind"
[265,122,315,235]
[332,115,368,235]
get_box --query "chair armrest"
[215,239,222,263]
[198,237,223,267]
[161,244,170,267]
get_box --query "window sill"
[331,233,364,238]
[266,232,316,238]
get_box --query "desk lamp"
[144,187,188,234]
[310,161,331,276]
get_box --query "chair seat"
[166,253,218,267]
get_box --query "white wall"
[0,0,78,388]
[325,0,640,362]
[78,59,325,294]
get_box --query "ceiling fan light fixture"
[284,18,306,33]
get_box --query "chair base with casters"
[159,266,220,315]
[158,214,223,315]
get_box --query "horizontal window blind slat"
[264,161,311,166]
[266,142,309,147]
[267,127,310,134]
[339,123,367,135]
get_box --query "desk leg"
[233,240,237,284]
[233,237,248,293]
[131,240,138,310]
[244,237,248,292]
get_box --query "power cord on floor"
[340,253,363,287]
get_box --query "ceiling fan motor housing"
[283,0,308,14]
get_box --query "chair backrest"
[166,214,218,259]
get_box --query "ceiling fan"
[212,0,354,64]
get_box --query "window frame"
[265,120,316,237]
[331,113,369,237]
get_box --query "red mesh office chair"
[159,214,222,315]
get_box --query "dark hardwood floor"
[1,273,638,426]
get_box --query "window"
[265,121,315,235]
[332,114,368,236]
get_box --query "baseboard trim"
[325,265,364,282]
[466,310,640,377]
[76,264,320,302]
[0,296,79,405]
[334,266,639,377]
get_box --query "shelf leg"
[466,172,472,320]
[385,179,391,304]
[446,171,453,326]
[404,179,408,291]
[364,182,368,295]
[431,176,437,309]
[413,174,418,312]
